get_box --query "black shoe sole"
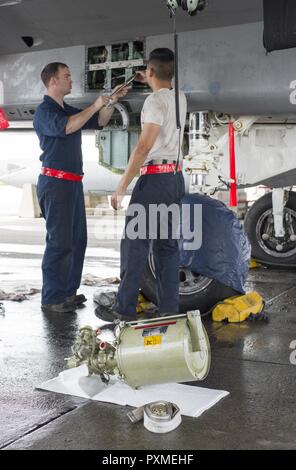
[41,301,77,313]
[74,301,87,309]
[66,296,87,305]
[41,306,76,313]
[94,305,137,323]
[94,305,116,322]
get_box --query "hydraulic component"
[185,113,258,196]
[65,311,211,389]
[189,111,211,155]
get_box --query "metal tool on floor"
[65,311,211,389]
[127,401,182,433]
[212,291,267,323]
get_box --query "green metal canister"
[115,312,211,388]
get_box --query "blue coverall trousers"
[114,171,185,317]
[37,175,87,305]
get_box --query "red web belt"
[41,167,83,182]
[140,163,181,176]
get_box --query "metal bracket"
[272,188,286,238]
[88,59,144,72]
[108,102,130,131]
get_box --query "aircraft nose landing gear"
[245,191,296,267]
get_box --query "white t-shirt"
[141,88,187,165]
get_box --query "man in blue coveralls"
[96,48,187,323]
[34,62,128,313]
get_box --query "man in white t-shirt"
[96,48,187,322]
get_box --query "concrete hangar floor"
[0,215,296,451]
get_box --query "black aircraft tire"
[244,192,296,267]
[140,262,240,315]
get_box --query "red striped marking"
[134,321,177,330]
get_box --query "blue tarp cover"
[179,193,251,293]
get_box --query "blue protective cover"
[179,193,251,293]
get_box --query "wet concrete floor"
[0,217,296,450]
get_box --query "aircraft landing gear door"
[99,130,129,170]
[272,188,286,239]
[98,131,112,167]
[98,128,141,171]
[95,99,141,171]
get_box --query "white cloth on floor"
[37,364,229,418]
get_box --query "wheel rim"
[256,208,296,258]
[148,254,212,296]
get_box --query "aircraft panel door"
[111,131,129,169]
[99,131,111,167]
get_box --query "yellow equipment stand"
[136,292,155,314]
[212,291,265,323]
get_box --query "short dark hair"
[147,48,175,81]
[41,62,69,87]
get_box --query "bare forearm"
[118,144,148,191]
[99,105,115,127]
[111,122,160,211]
[66,104,97,134]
